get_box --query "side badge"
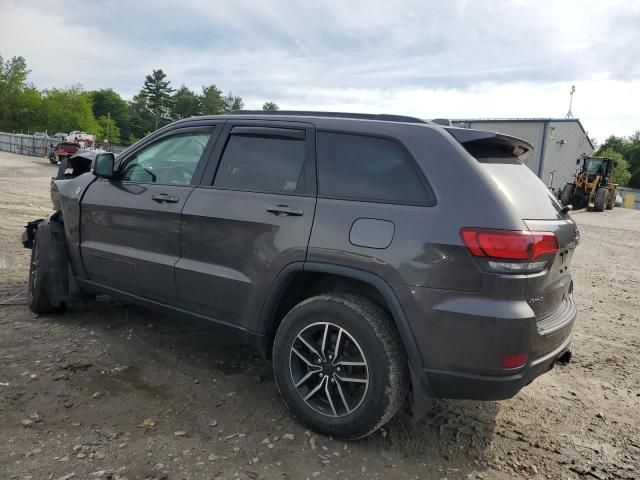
[75,186,82,195]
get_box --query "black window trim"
[116,125,222,187]
[198,122,317,197]
[315,129,437,207]
[231,126,306,140]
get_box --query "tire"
[560,183,574,206]
[273,294,409,440]
[27,224,65,314]
[606,189,616,210]
[593,187,608,212]
[49,156,57,165]
[570,192,587,210]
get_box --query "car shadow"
[362,400,499,463]
[53,299,500,467]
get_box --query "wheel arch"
[258,262,423,370]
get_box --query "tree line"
[2,54,639,186]
[595,133,640,188]
[0,54,279,145]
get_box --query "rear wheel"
[594,187,608,212]
[273,295,408,439]
[560,183,574,206]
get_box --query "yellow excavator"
[560,155,617,212]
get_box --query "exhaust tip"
[556,349,572,365]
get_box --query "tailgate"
[523,219,578,323]
[449,126,579,324]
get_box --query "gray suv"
[23,111,578,439]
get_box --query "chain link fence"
[0,132,63,157]
[0,132,127,157]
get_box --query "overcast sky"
[1,0,638,141]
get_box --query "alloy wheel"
[289,322,369,417]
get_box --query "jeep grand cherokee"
[23,111,578,439]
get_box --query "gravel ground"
[1,151,639,480]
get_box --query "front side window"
[317,131,429,204]
[214,133,306,194]
[122,131,212,185]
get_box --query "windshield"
[585,159,605,175]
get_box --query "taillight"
[501,353,529,369]
[529,233,560,259]
[460,228,559,273]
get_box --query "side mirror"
[576,158,581,165]
[93,152,116,179]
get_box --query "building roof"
[451,117,594,150]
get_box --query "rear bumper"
[392,282,577,401]
[420,334,572,400]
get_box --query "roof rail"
[228,110,430,124]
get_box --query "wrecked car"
[22,111,578,439]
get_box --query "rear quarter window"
[317,131,432,205]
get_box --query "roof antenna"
[566,85,575,118]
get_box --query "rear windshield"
[463,139,564,220]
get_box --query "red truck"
[51,142,82,164]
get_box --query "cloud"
[1,0,638,139]
[260,80,640,144]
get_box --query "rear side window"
[214,133,306,194]
[317,132,429,204]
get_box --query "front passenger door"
[80,127,218,303]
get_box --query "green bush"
[597,148,631,186]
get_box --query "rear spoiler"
[443,127,534,159]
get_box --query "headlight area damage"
[54,149,99,180]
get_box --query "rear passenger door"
[176,122,316,329]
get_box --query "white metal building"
[452,118,594,190]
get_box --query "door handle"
[152,193,179,203]
[266,205,304,216]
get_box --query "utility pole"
[566,85,575,118]
[106,112,111,145]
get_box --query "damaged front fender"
[22,218,44,249]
